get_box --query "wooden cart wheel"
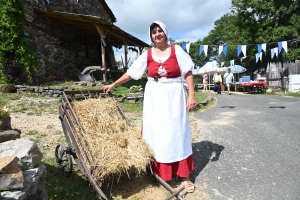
[55,144,73,177]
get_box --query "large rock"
[0,163,48,200]
[0,138,43,170]
[0,156,25,191]
[0,130,21,143]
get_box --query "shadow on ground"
[190,140,225,183]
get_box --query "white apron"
[142,77,193,163]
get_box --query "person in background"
[223,68,235,95]
[253,68,265,80]
[102,20,196,193]
[213,69,222,95]
[202,72,208,91]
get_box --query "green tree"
[194,0,300,72]
[0,0,37,84]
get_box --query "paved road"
[189,93,300,200]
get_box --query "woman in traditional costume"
[102,20,196,192]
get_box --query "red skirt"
[152,154,194,181]
[141,125,194,181]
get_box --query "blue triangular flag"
[257,44,262,53]
[170,41,174,46]
[199,45,204,55]
[237,45,242,57]
[181,43,186,51]
[278,41,283,54]
[223,45,227,56]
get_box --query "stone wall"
[22,0,115,83]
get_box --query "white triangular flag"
[262,44,266,54]
[221,62,225,67]
[260,52,263,61]
[186,43,191,54]
[204,45,208,57]
[274,47,278,56]
[282,41,288,53]
[241,45,247,56]
[218,46,223,55]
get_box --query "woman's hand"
[102,84,115,93]
[187,95,197,111]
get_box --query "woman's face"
[151,26,166,45]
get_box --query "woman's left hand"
[187,95,197,111]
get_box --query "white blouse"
[127,45,194,80]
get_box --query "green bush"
[0,0,37,84]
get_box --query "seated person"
[254,68,265,80]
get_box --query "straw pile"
[71,97,153,184]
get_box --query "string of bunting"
[176,39,300,66]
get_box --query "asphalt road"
[190,93,300,200]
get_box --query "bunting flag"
[230,60,234,66]
[199,45,208,56]
[282,41,288,53]
[186,43,190,53]
[274,47,278,57]
[218,45,223,55]
[257,44,262,53]
[170,41,174,45]
[223,45,227,56]
[221,62,225,67]
[278,41,283,54]
[101,37,106,48]
[271,48,275,59]
[181,43,186,51]
[242,45,247,56]
[260,52,263,62]
[203,45,208,56]
[255,53,260,63]
[237,45,242,57]
[262,43,266,54]
[199,45,204,55]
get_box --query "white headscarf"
[149,20,168,43]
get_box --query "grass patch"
[1,81,212,200]
[0,93,22,108]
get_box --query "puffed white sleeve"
[174,45,194,79]
[126,50,148,80]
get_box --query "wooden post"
[95,25,107,82]
[122,39,128,71]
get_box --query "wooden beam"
[122,39,128,70]
[95,25,108,82]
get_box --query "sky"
[105,0,232,64]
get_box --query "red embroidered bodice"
[147,45,181,78]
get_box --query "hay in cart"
[71,97,153,184]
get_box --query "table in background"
[241,81,267,93]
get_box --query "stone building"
[23,0,149,83]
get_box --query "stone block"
[0,130,21,143]
[0,163,48,200]
[0,156,24,191]
[0,138,43,170]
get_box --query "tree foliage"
[0,0,37,84]
[188,0,300,72]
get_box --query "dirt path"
[9,96,210,199]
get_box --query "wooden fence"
[266,60,300,88]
